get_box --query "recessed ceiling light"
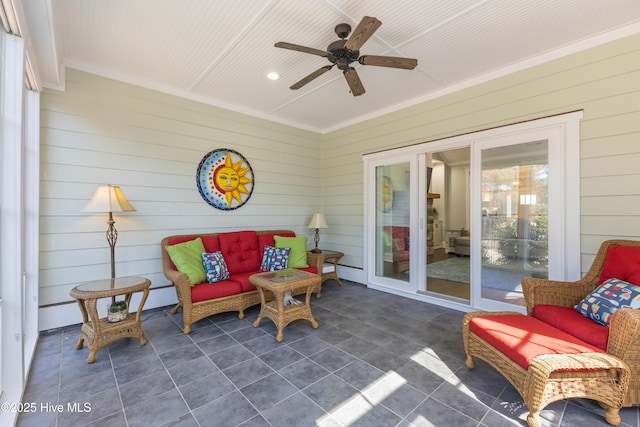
[267,72,279,80]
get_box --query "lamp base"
[310,248,322,254]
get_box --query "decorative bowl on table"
[107,301,128,322]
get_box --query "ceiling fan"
[275,16,418,96]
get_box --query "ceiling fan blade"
[275,41,327,57]
[343,67,365,96]
[359,55,418,70]
[344,16,382,52]
[290,65,333,90]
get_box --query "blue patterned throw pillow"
[574,277,640,326]
[202,251,230,284]
[260,245,290,272]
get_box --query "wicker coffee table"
[250,269,320,342]
[70,276,151,363]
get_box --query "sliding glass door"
[365,153,421,295]
[478,141,548,307]
[364,112,582,312]
[471,115,581,312]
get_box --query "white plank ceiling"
[21,0,640,132]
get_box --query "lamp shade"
[307,212,328,229]
[82,185,136,213]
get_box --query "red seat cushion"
[532,304,609,351]
[599,246,640,286]
[229,272,257,292]
[218,231,260,274]
[469,314,604,370]
[190,280,242,303]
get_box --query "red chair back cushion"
[532,304,609,351]
[599,246,640,285]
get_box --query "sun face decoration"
[197,149,254,210]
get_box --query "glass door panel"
[480,141,549,306]
[425,148,471,302]
[375,163,410,281]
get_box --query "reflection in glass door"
[479,141,549,305]
[425,148,471,302]
[375,163,410,281]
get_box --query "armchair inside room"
[384,226,410,274]
[522,239,640,407]
[454,228,470,256]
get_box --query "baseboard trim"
[336,265,364,284]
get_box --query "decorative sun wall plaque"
[196,148,254,211]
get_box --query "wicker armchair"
[522,239,640,407]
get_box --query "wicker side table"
[70,276,151,363]
[307,250,344,290]
[250,269,320,342]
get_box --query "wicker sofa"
[161,229,321,333]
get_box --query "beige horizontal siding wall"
[321,32,640,274]
[40,69,322,306]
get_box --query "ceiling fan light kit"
[275,16,417,96]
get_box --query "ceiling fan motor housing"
[327,39,359,70]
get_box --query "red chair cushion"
[469,314,604,370]
[599,245,640,286]
[532,304,609,351]
[190,280,242,303]
[218,231,260,275]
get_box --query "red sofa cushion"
[598,246,640,286]
[190,280,242,303]
[257,232,296,252]
[469,314,604,371]
[167,235,220,269]
[230,272,257,292]
[218,231,260,274]
[532,304,609,351]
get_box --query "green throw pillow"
[165,237,206,286]
[274,235,308,268]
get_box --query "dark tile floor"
[18,280,640,427]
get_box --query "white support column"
[0,31,26,425]
[23,89,40,371]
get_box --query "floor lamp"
[82,185,136,279]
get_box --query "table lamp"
[307,212,328,254]
[82,185,136,279]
